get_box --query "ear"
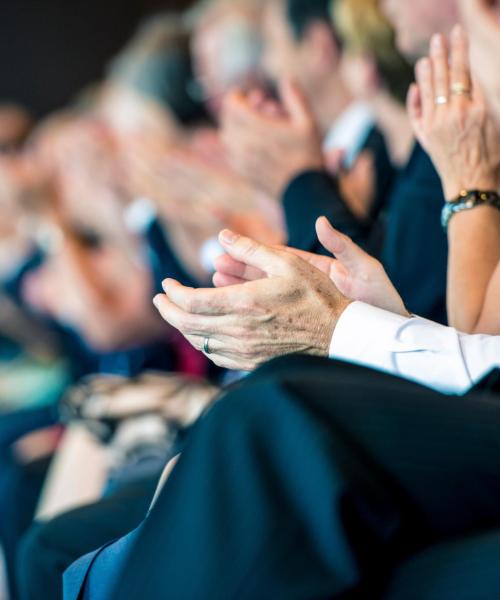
[302,21,340,72]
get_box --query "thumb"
[324,148,346,175]
[218,230,290,276]
[407,82,423,132]
[316,217,366,270]
[279,78,313,125]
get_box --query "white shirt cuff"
[329,302,475,395]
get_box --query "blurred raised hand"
[213,216,408,317]
[222,78,324,199]
[408,26,500,200]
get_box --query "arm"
[447,208,500,333]
[408,27,500,333]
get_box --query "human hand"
[459,0,500,123]
[408,26,500,200]
[213,217,408,317]
[221,78,324,199]
[125,136,259,230]
[153,230,351,371]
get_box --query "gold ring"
[435,95,449,105]
[451,83,472,96]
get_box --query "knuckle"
[183,296,195,313]
[281,254,299,274]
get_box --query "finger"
[153,294,207,334]
[316,217,368,268]
[407,82,423,128]
[213,253,265,282]
[212,272,247,288]
[279,78,313,126]
[450,24,472,100]
[161,279,236,316]
[430,34,450,106]
[184,333,227,354]
[471,74,487,105]
[283,246,332,273]
[218,230,292,276]
[184,334,257,372]
[415,58,435,119]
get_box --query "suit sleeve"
[282,170,371,255]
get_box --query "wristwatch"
[441,189,500,230]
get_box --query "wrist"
[443,176,498,202]
[315,298,353,358]
[441,189,500,229]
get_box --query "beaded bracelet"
[441,189,500,230]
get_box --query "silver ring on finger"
[203,337,212,355]
[434,95,449,105]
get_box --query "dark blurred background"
[0,0,195,117]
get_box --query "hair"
[285,0,341,44]
[107,13,207,125]
[333,0,414,104]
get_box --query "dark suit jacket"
[283,126,392,257]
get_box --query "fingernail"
[451,24,462,40]
[153,295,161,308]
[220,230,239,245]
[417,58,430,73]
[162,279,178,294]
[431,34,442,53]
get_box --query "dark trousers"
[112,357,500,599]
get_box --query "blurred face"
[262,0,303,82]
[460,0,500,123]
[382,0,459,59]
[0,105,32,151]
[339,53,378,100]
[192,11,263,117]
[98,84,178,144]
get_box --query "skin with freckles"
[153,217,408,371]
[153,227,351,371]
[213,217,408,317]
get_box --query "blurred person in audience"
[0,17,205,596]
[110,6,286,280]
[0,105,32,152]
[1,9,240,599]
[188,0,266,119]
[221,0,449,322]
[87,15,500,600]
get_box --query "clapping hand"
[214,217,408,317]
[222,78,324,199]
